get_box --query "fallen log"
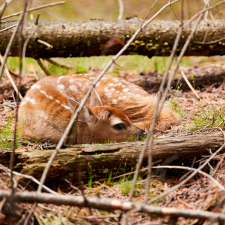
[133,66,225,93]
[0,131,224,187]
[1,19,225,58]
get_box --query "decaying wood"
[1,19,225,58]
[0,131,224,187]
[134,66,225,93]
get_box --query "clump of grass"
[188,105,225,131]
[0,116,17,149]
[168,97,184,118]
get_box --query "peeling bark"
[1,19,225,58]
[0,131,224,187]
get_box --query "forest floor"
[1,56,225,224]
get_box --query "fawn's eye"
[113,123,125,130]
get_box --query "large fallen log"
[1,131,224,187]
[1,19,225,58]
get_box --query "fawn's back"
[18,73,180,144]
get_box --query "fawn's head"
[68,98,146,144]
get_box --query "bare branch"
[36,39,53,49]
[36,58,51,76]
[0,190,224,222]
[44,58,74,70]
[0,54,22,100]
[0,24,17,34]
[1,1,66,20]
[179,66,200,101]
[0,164,58,195]
[152,165,225,191]
[0,9,26,80]
[117,0,124,20]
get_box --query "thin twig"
[37,0,180,194]
[179,66,200,101]
[152,165,224,191]
[44,58,74,70]
[0,24,17,33]
[36,39,53,49]
[0,54,23,100]
[0,190,225,222]
[0,164,58,195]
[194,36,225,45]
[117,0,124,20]
[212,153,225,176]
[0,2,7,20]
[148,128,225,204]
[10,0,29,204]
[1,1,66,20]
[36,58,51,76]
[22,20,39,78]
[0,9,27,80]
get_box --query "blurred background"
[2,0,225,21]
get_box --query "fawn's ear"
[88,88,102,108]
[68,98,98,123]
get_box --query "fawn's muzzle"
[138,129,148,140]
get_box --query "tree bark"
[1,131,224,187]
[1,19,225,58]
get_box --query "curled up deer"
[18,73,180,144]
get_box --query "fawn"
[18,72,180,144]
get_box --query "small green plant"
[0,116,21,149]
[188,105,225,131]
[168,97,184,118]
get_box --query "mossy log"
[0,131,224,188]
[1,19,225,58]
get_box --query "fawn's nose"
[138,129,148,140]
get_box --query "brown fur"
[18,73,180,144]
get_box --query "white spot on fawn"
[123,88,129,93]
[20,101,26,106]
[57,84,65,92]
[25,97,36,105]
[69,85,78,92]
[57,76,64,83]
[31,84,41,89]
[105,92,112,98]
[108,83,114,87]
[30,99,36,105]
[118,97,122,100]
[112,99,117,104]
[40,90,53,100]
[62,104,70,110]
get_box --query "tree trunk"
[1,19,225,58]
[1,131,224,188]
